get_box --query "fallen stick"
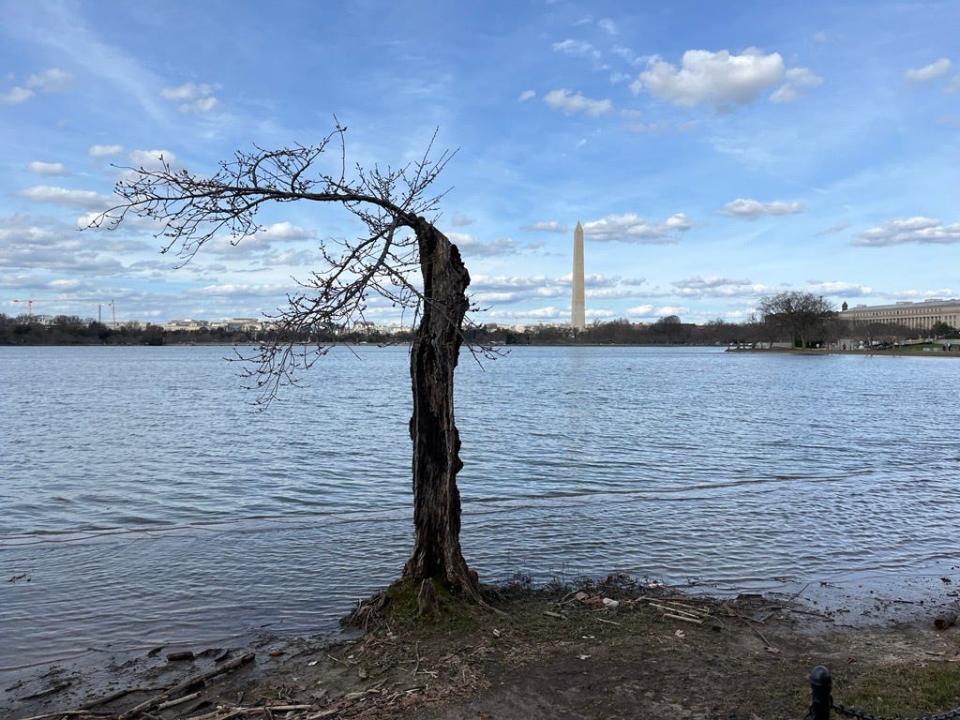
[596,617,622,627]
[543,611,565,619]
[82,687,156,709]
[663,613,703,625]
[157,691,201,710]
[737,615,773,647]
[661,601,711,617]
[646,602,702,620]
[17,712,112,720]
[120,652,254,719]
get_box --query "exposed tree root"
[344,576,503,633]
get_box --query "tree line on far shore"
[3,292,957,348]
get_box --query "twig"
[411,641,421,678]
[82,687,156,709]
[596,617,622,627]
[156,691,201,710]
[17,712,112,720]
[664,613,704,625]
[737,614,772,646]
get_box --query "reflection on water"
[1,345,958,670]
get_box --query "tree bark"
[402,218,479,598]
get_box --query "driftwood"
[187,705,316,720]
[119,652,254,719]
[17,711,112,720]
[156,690,201,710]
[81,687,156,710]
[664,613,704,625]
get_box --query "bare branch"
[89,124,473,406]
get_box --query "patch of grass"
[375,579,483,636]
[836,663,960,717]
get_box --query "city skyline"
[1,1,959,325]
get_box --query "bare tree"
[93,124,483,605]
[758,291,834,348]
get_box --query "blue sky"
[1,0,958,326]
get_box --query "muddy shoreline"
[4,576,960,720]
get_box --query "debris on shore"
[4,576,959,720]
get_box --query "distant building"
[222,318,262,332]
[839,298,960,331]
[162,319,210,332]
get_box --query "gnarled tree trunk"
[402,218,479,598]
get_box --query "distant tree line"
[3,293,956,348]
[0,314,234,346]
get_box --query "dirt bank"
[5,576,960,720]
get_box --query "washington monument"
[571,221,585,330]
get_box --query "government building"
[839,298,960,330]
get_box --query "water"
[1,345,959,673]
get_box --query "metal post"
[809,665,832,720]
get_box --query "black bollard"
[809,665,832,720]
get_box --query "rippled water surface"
[1,345,959,671]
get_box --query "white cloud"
[816,221,850,236]
[89,144,123,157]
[517,89,536,102]
[721,198,805,218]
[26,68,72,92]
[26,161,68,176]
[470,274,647,305]
[484,305,614,322]
[853,217,960,246]
[805,280,873,297]
[813,31,829,44]
[626,304,686,319]
[522,220,567,233]
[612,45,641,66]
[671,276,769,298]
[448,232,519,258]
[583,212,691,243]
[160,82,218,113]
[769,67,823,103]
[1,86,34,105]
[20,185,110,208]
[552,39,601,61]
[544,88,613,116]
[193,283,288,297]
[904,58,951,83]
[597,18,618,35]
[128,148,177,171]
[883,288,956,301]
[0,215,125,275]
[450,213,474,227]
[632,48,786,108]
[256,221,314,241]
[0,70,72,106]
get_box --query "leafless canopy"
[93,123,459,404]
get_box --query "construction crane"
[12,299,35,319]
[97,301,117,327]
